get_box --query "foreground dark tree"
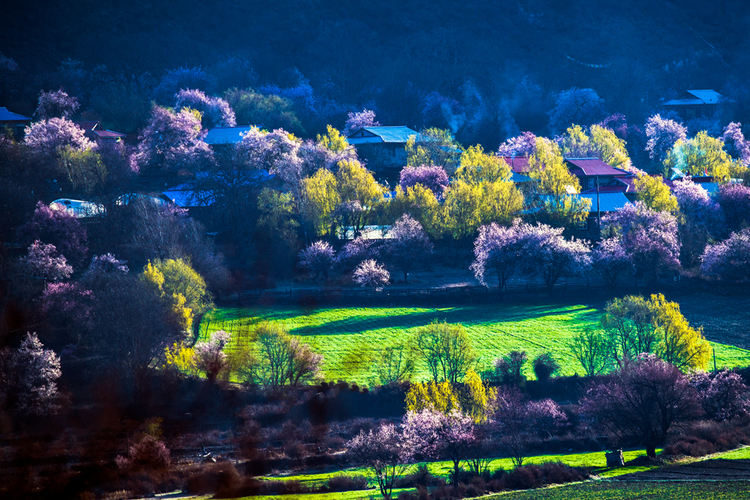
[492,388,567,467]
[581,354,700,458]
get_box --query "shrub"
[322,475,369,492]
[532,353,560,382]
[116,436,170,471]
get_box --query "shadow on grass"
[286,304,599,337]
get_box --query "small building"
[76,121,127,144]
[204,126,257,146]
[346,126,417,176]
[663,89,723,121]
[0,107,32,138]
[565,158,633,191]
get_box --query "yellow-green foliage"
[406,380,461,414]
[156,258,211,316]
[603,294,711,371]
[456,145,511,184]
[405,128,462,172]
[665,131,733,182]
[649,294,711,371]
[461,369,495,423]
[389,185,442,238]
[335,159,383,205]
[442,180,483,239]
[635,174,678,213]
[558,124,630,168]
[528,137,590,226]
[316,125,349,152]
[142,259,210,333]
[302,168,339,236]
[163,341,197,375]
[480,180,524,226]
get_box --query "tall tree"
[601,202,680,283]
[412,321,476,384]
[581,354,700,458]
[385,214,433,283]
[527,137,590,228]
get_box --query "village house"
[346,126,417,177]
[662,89,723,121]
[76,121,127,144]
[0,107,32,138]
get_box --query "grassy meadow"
[199,303,750,385]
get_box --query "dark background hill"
[2,0,749,144]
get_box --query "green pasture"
[200,304,750,386]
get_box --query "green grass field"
[200,304,750,385]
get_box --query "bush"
[186,463,260,497]
[116,436,170,471]
[321,475,369,492]
[665,419,750,457]
[395,464,444,488]
[532,353,560,382]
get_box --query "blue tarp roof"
[204,126,257,145]
[579,192,631,212]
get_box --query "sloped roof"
[501,156,531,174]
[77,121,100,131]
[664,89,723,106]
[686,89,722,104]
[581,184,629,194]
[566,158,631,177]
[579,192,631,212]
[0,107,31,122]
[347,126,417,144]
[204,126,256,145]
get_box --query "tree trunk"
[646,443,656,459]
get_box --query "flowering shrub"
[398,165,449,198]
[34,89,79,119]
[175,88,236,128]
[194,330,231,382]
[21,241,72,281]
[353,259,389,290]
[298,241,335,279]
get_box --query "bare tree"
[568,329,611,377]
[412,321,476,384]
[375,343,415,385]
[254,322,323,389]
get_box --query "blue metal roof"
[204,126,257,145]
[347,126,417,144]
[0,107,31,121]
